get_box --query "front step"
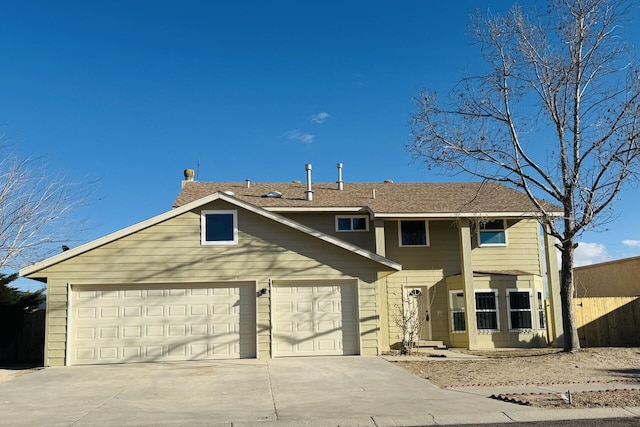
[415,340,447,349]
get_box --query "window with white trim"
[398,220,429,247]
[335,215,369,232]
[475,291,499,331]
[507,289,533,331]
[537,291,546,329]
[478,219,507,246]
[449,291,466,332]
[201,210,238,245]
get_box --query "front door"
[404,287,432,342]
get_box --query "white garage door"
[69,283,256,365]
[273,283,359,357]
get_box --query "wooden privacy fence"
[0,309,45,364]
[574,297,640,347]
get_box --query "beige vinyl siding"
[471,219,542,275]
[446,274,547,348]
[38,200,388,366]
[358,276,379,355]
[429,280,450,343]
[381,218,546,350]
[384,220,461,274]
[280,212,376,252]
[384,218,543,276]
[257,288,271,357]
[382,271,448,351]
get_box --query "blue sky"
[2,1,640,291]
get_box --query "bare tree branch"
[408,0,640,352]
[0,143,90,270]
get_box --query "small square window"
[201,210,238,245]
[479,219,507,246]
[399,220,429,247]
[335,215,369,232]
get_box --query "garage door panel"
[317,340,337,351]
[123,347,140,358]
[273,283,359,357]
[100,307,119,318]
[69,283,256,365]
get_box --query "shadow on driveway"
[0,356,526,426]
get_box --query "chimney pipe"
[305,164,313,201]
[336,163,344,191]
[182,169,195,188]
[245,179,251,188]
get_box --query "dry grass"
[393,347,640,408]
[395,347,640,387]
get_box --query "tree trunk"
[560,239,581,352]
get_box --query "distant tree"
[0,142,87,270]
[408,0,640,352]
[0,273,45,345]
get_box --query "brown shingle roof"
[173,181,561,216]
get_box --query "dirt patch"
[0,366,40,384]
[392,347,640,409]
[492,389,640,408]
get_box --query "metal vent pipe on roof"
[246,179,251,188]
[182,169,195,189]
[337,163,344,191]
[305,163,313,201]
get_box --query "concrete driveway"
[0,356,529,426]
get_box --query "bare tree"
[392,286,428,355]
[0,143,88,270]
[408,0,640,352]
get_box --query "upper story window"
[507,289,533,331]
[335,215,369,232]
[399,220,429,247]
[478,219,507,246]
[201,210,238,245]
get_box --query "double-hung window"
[201,210,238,245]
[335,215,369,232]
[450,291,466,332]
[475,291,499,331]
[507,289,533,331]
[478,219,507,246]
[399,220,429,247]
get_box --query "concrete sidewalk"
[0,356,637,426]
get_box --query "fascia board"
[264,207,366,212]
[373,211,564,218]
